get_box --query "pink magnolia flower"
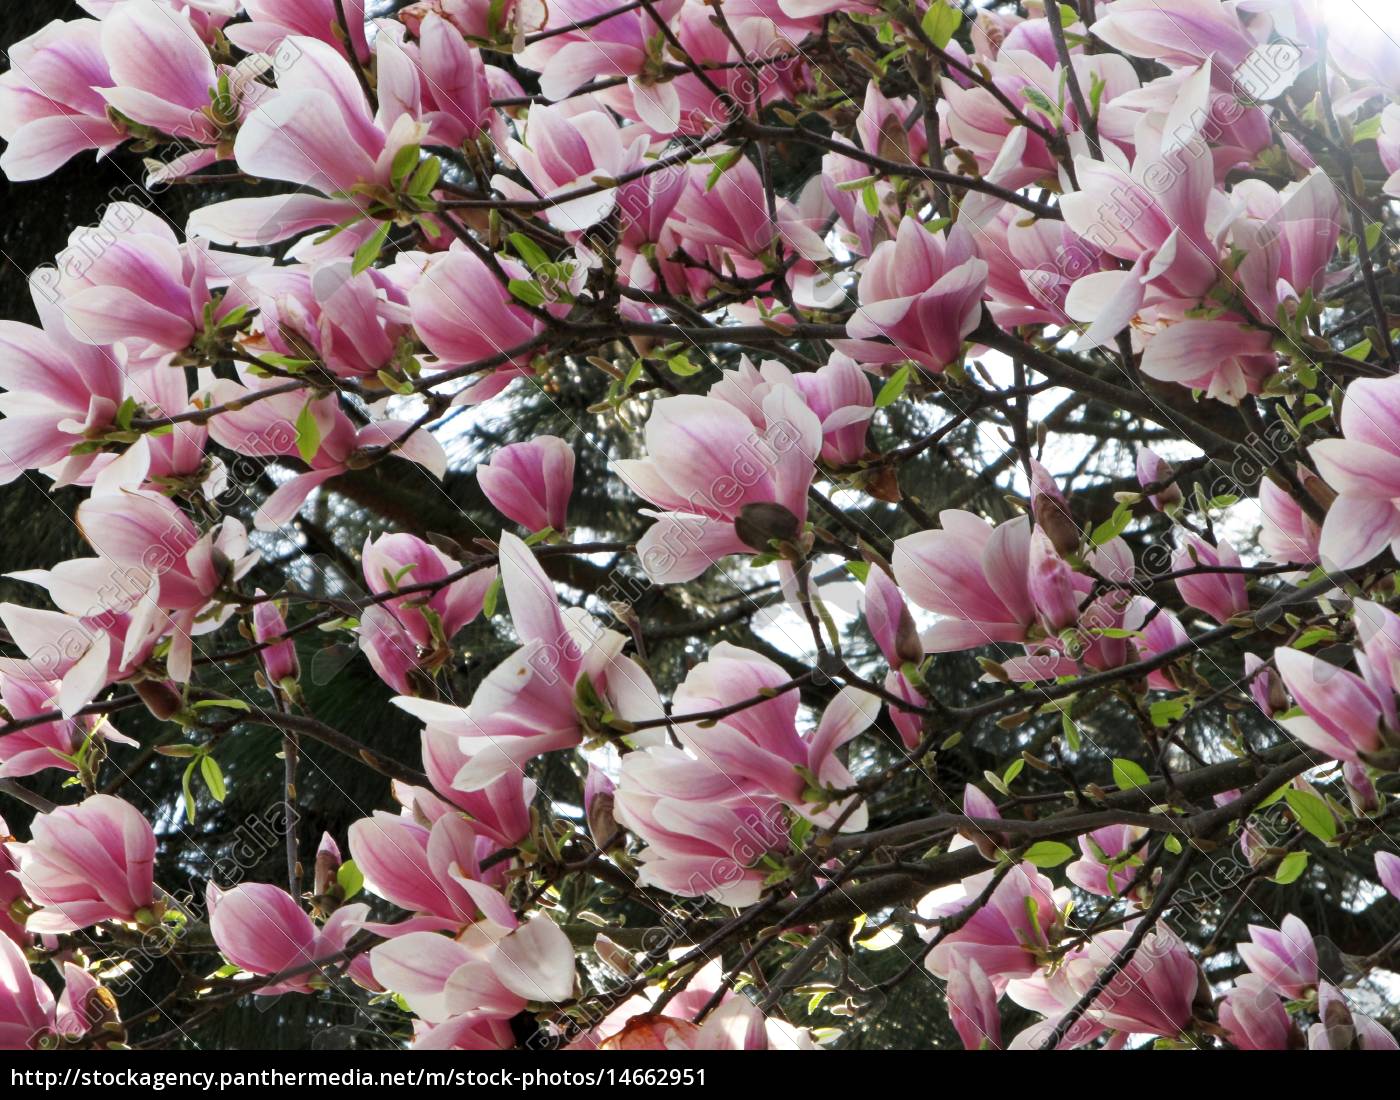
[1139,315,1277,404]
[921,863,1061,991]
[1232,170,1342,322]
[370,907,574,1031]
[0,815,27,948]
[516,0,681,117]
[1308,375,1400,569]
[947,958,1001,1051]
[238,259,413,380]
[1173,534,1248,624]
[618,388,821,584]
[863,564,926,749]
[0,569,165,719]
[190,36,424,248]
[204,371,448,530]
[493,101,650,231]
[252,592,299,688]
[393,532,663,789]
[53,202,262,356]
[399,0,536,41]
[9,795,155,933]
[0,273,127,487]
[225,0,370,63]
[381,14,495,149]
[596,997,816,1051]
[348,810,493,928]
[1376,851,1400,900]
[406,245,546,394]
[418,728,535,848]
[1061,94,1222,350]
[668,644,876,829]
[1065,823,1149,899]
[837,218,988,374]
[206,882,368,994]
[781,354,873,467]
[478,436,575,533]
[1379,104,1400,200]
[75,456,256,681]
[1308,982,1400,1050]
[1136,447,1183,512]
[1041,924,1200,1038]
[668,153,830,289]
[0,673,129,779]
[0,18,126,182]
[0,933,115,1050]
[1027,527,1083,634]
[601,3,806,136]
[1273,645,1386,765]
[1237,914,1317,999]
[614,747,789,906]
[1259,466,1324,565]
[363,533,496,652]
[1090,0,1258,73]
[1219,974,1295,1050]
[892,511,1033,652]
[982,205,1112,328]
[96,0,262,181]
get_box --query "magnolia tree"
[1,0,1400,1054]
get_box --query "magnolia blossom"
[393,532,663,789]
[369,898,574,1034]
[1237,914,1317,999]
[0,18,126,181]
[0,934,114,1050]
[838,218,988,374]
[477,436,575,533]
[348,810,494,929]
[1309,375,1400,569]
[1273,645,1388,765]
[619,387,820,584]
[8,794,156,933]
[863,564,926,749]
[1031,924,1200,1039]
[1219,975,1296,1050]
[207,883,368,994]
[1308,982,1400,1050]
[921,863,1061,991]
[1173,534,1248,624]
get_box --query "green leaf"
[1365,221,1383,252]
[336,859,365,900]
[1163,834,1183,854]
[482,575,503,618]
[1342,338,1372,361]
[1057,2,1077,26]
[182,761,197,824]
[1003,757,1025,786]
[507,278,548,307]
[705,147,743,190]
[190,698,250,711]
[875,364,911,408]
[1111,757,1151,791]
[390,143,421,189]
[1284,788,1337,842]
[115,396,138,431]
[1061,712,1081,751]
[921,1,962,49]
[352,221,392,275]
[667,354,700,377]
[1148,696,1189,727]
[407,155,441,199]
[1022,841,1075,868]
[845,560,871,583]
[1272,850,1309,885]
[508,232,552,272]
[1090,501,1133,546]
[294,400,322,466]
[1352,113,1383,144]
[200,754,226,803]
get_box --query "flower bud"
[734,501,802,551]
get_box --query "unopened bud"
[734,501,802,551]
[135,680,183,722]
